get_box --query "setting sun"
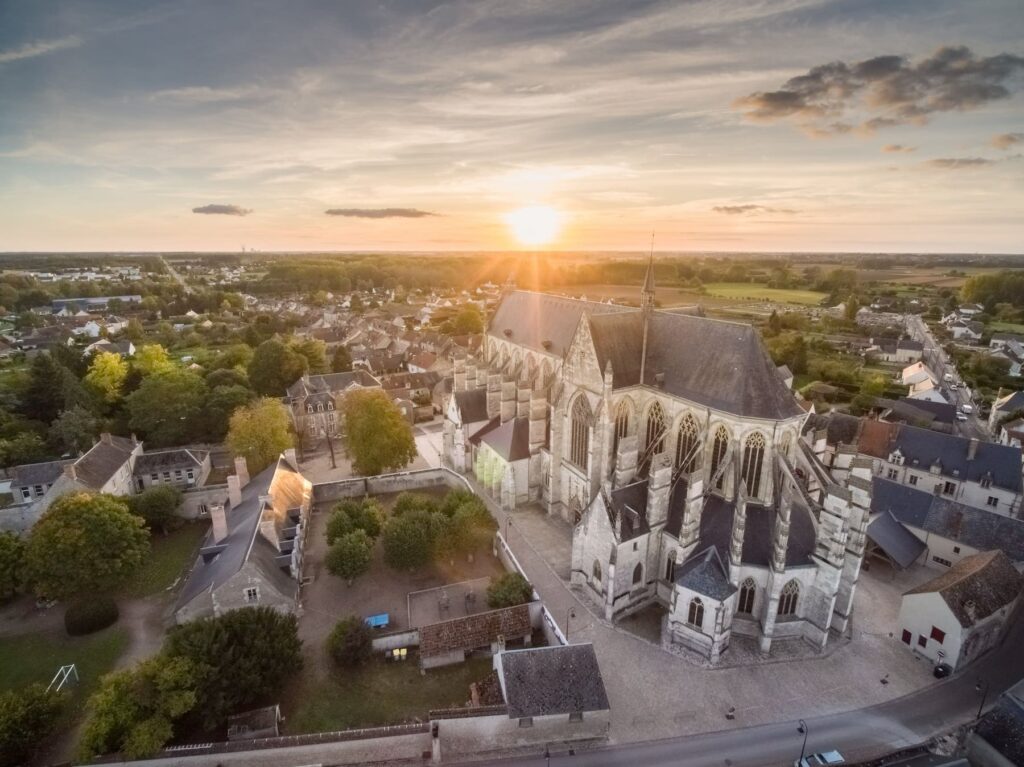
[504,205,562,246]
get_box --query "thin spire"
[639,234,655,385]
[642,233,656,300]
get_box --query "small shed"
[227,704,281,741]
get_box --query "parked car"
[957,413,968,422]
[934,662,953,679]
[962,404,974,414]
[795,751,845,767]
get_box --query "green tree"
[0,432,48,467]
[205,367,249,390]
[25,492,149,600]
[290,338,329,375]
[123,318,145,342]
[0,684,64,767]
[133,344,174,377]
[326,499,383,544]
[247,339,307,396]
[79,656,198,760]
[22,354,78,424]
[449,304,484,335]
[486,572,533,609]
[381,509,435,570]
[331,345,353,373]
[326,616,372,668]
[226,397,293,475]
[163,607,302,729]
[343,389,417,475]
[125,369,208,446]
[49,405,101,455]
[325,530,373,582]
[128,485,183,534]
[766,310,782,337]
[0,532,25,602]
[205,384,254,442]
[85,351,129,405]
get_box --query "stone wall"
[436,709,609,758]
[312,467,473,505]
[179,484,230,520]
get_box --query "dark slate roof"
[692,493,817,568]
[10,459,71,488]
[890,397,956,425]
[904,550,1024,627]
[285,370,380,399]
[454,388,489,424]
[871,477,1024,561]
[134,448,207,474]
[975,680,1024,766]
[72,435,137,489]
[479,418,531,462]
[498,644,610,718]
[995,390,1024,413]
[898,339,924,352]
[888,424,1022,492]
[866,510,927,569]
[488,290,628,357]
[609,481,650,542]
[674,546,737,600]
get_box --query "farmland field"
[702,283,827,305]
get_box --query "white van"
[962,404,974,414]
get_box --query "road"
[160,255,192,295]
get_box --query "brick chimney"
[210,502,228,543]
[99,432,112,444]
[63,463,77,481]
[233,456,250,488]
[227,475,242,508]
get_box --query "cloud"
[736,46,1024,136]
[150,86,262,103]
[882,144,916,153]
[712,204,797,215]
[925,157,993,169]
[991,132,1024,150]
[324,208,439,218]
[192,204,252,216]
[0,35,82,64]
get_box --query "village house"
[989,389,1024,434]
[133,448,211,491]
[285,370,381,439]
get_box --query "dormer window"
[981,476,992,488]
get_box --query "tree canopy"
[125,369,208,446]
[486,572,534,609]
[0,532,24,603]
[85,351,129,405]
[128,485,183,534]
[247,339,307,396]
[331,345,353,372]
[325,529,374,581]
[0,684,64,767]
[326,616,372,667]
[226,397,293,475]
[342,389,417,475]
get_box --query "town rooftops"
[904,550,1024,627]
[418,603,532,659]
[10,459,72,489]
[285,370,381,399]
[495,644,610,719]
[134,448,207,475]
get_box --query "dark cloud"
[192,204,251,216]
[736,46,1024,136]
[712,204,797,215]
[925,157,992,169]
[991,132,1024,150]
[324,208,438,218]
[882,144,916,153]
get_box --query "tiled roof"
[904,550,1023,627]
[674,545,737,600]
[72,435,137,489]
[419,604,531,658]
[10,459,72,488]
[488,290,628,358]
[134,448,207,474]
[497,644,610,718]
[479,418,532,462]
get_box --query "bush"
[486,572,533,609]
[382,509,436,570]
[392,491,437,516]
[325,530,373,581]
[65,596,120,636]
[326,616,372,668]
[0,684,65,767]
[128,485,183,534]
[326,499,383,544]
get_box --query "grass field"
[0,625,129,699]
[703,283,827,305]
[284,655,492,733]
[119,521,208,599]
[988,322,1024,335]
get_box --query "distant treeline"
[961,271,1024,309]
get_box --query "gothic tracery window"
[613,400,631,462]
[710,426,729,488]
[665,551,676,581]
[675,414,698,472]
[738,577,756,614]
[779,579,799,617]
[741,432,766,497]
[644,402,666,460]
[687,597,704,628]
[570,395,592,471]
[592,559,602,584]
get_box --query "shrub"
[326,616,372,668]
[326,499,383,544]
[392,491,437,516]
[381,509,436,570]
[325,530,373,581]
[486,572,533,609]
[0,684,64,767]
[128,485,183,534]
[65,596,120,636]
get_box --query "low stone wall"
[178,484,229,521]
[312,467,472,505]
[436,709,609,758]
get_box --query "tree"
[128,485,183,534]
[326,616,372,667]
[133,344,174,377]
[163,607,302,729]
[247,339,307,396]
[290,338,329,375]
[0,684,64,767]
[205,367,249,390]
[85,351,129,405]
[331,345,353,373]
[449,304,484,335]
[326,499,383,544]
[325,530,373,582]
[226,398,293,475]
[125,369,208,446]
[79,656,197,760]
[0,532,24,603]
[205,384,254,442]
[25,492,149,600]
[381,509,436,570]
[766,310,782,337]
[486,572,533,609]
[343,389,417,475]
[49,405,101,455]
[22,354,72,424]
[0,432,48,467]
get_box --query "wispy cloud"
[712,204,797,215]
[991,132,1024,150]
[882,144,915,153]
[925,157,992,169]
[0,35,82,64]
[192,204,252,216]
[150,86,263,103]
[324,208,439,218]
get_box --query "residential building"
[990,390,1024,433]
[133,448,211,491]
[285,370,381,439]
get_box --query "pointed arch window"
[779,579,799,617]
[741,433,766,497]
[665,551,676,581]
[592,560,603,584]
[632,562,643,585]
[613,400,631,461]
[645,402,666,459]
[675,414,699,472]
[570,395,593,471]
[710,426,729,489]
[738,577,756,614]
[687,597,704,629]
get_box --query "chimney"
[968,438,979,461]
[233,456,250,488]
[227,475,242,508]
[283,447,298,469]
[100,432,112,444]
[210,502,228,543]
[63,463,77,481]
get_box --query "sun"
[504,205,562,246]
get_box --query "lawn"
[283,655,493,733]
[703,283,828,306]
[988,321,1024,335]
[119,521,208,599]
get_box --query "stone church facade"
[443,267,871,662]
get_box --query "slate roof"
[497,644,610,718]
[871,477,1024,561]
[974,679,1024,766]
[904,550,1023,627]
[488,290,628,358]
[674,545,737,600]
[898,339,924,352]
[285,370,380,399]
[608,481,650,542]
[418,603,532,658]
[134,448,207,474]
[866,510,927,569]
[454,388,489,424]
[72,435,137,489]
[994,390,1024,414]
[891,397,957,425]
[479,418,531,462]
[10,459,72,488]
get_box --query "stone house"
[133,448,211,491]
[285,370,381,440]
[418,603,532,669]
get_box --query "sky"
[0,0,1022,253]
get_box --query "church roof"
[674,545,736,600]
[689,494,817,568]
[609,481,650,541]
[488,290,629,357]
[454,388,489,423]
[477,417,531,462]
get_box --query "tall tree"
[290,338,329,374]
[342,389,417,475]
[226,398,293,475]
[132,344,174,377]
[247,339,307,396]
[331,345,353,372]
[205,384,254,442]
[128,485,183,534]
[0,531,25,602]
[85,351,129,405]
[49,405,101,455]
[0,684,64,767]
[125,370,207,446]
[22,354,67,423]
[25,492,149,600]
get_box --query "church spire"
[639,236,655,385]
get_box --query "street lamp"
[797,719,809,766]
[544,745,551,766]
[565,607,576,641]
[976,678,990,720]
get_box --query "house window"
[21,488,31,500]
[980,477,992,489]
[953,546,961,554]
[518,717,533,728]
[710,426,729,489]
[687,597,704,629]
[644,402,667,467]
[741,433,766,497]
[987,496,999,508]
[901,629,912,645]
[778,580,800,617]
[174,470,183,480]
[569,712,583,723]
[613,400,631,462]
[909,475,918,486]
[887,468,898,480]
[675,414,698,473]
[569,395,592,472]
[632,563,643,585]
[163,472,171,481]
[33,484,43,496]
[738,578,756,614]
[186,470,194,480]
[150,473,159,482]
[244,587,259,604]
[917,634,927,648]
[197,504,209,516]
[932,556,952,567]
[943,481,956,496]
[930,626,946,644]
